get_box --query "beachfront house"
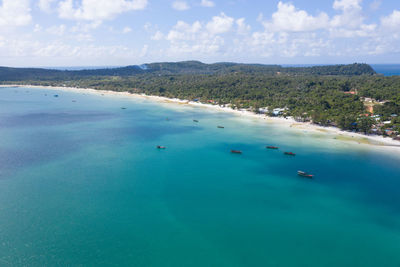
[272,108,286,116]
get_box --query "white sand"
[2,84,400,151]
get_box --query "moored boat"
[284,152,296,156]
[217,126,224,128]
[193,119,199,122]
[157,145,166,149]
[231,150,242,154]
[297,171,314,178]
[266,146,279,149]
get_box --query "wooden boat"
[231,150,242,154]
[297,171,314,178]
[193,119,199,122]
[217,126,224,128]
[266,146,279,149]
[156,145,166,149]
[284,152,296,156]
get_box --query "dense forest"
[0,61,376,81]
[1,61,399,137]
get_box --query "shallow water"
[0,87,399,266]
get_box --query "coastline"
[2,84,400,150]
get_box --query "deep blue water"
[371,64,400,76]
[0,86,399,266]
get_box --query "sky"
[0,0,399,67]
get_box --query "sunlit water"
[0,86,399,266]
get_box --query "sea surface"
[0,86,399,266]
[371,64,400,76]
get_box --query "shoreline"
[2,84,400,150]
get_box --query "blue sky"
[0,0,399,66]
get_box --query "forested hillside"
[0,61,375,81]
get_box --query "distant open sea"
[0,86,399,266]
[371,64,400,76]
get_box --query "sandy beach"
[2,84,400,150]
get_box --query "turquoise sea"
[0,86,399,266]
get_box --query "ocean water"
[371,64,400,76]
[0,86,399,266]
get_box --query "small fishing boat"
[266,146,279,149]
[54,94,59,97]
[121,107,127,109]
[231,150,242,154]
[193,119,199,122]
[157,145,166,149]
[217,126,224,128]
[297,171,314,178]
[284,152,296,156]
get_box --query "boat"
[284,152,296,156]
[217,126,224,128]
[54,94,59,97]
[121,107,127,109]
[266,146,279,149]
[297,171,314,178]
[156,145,166,149]
[193,119,199,122]
[231,150,242,154]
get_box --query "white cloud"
[206,13,234,35]
[0,0,32,27]
[162,16,232,57]
[262,2,329,32]
[331,0,363,28]
[34,24,42,33]
[3,0,400,65]
[200,0,215,8]
[333,0,362,11]
[172,1,190,11]
[123,26,132,33]
[58,0,148,21]
[38,0,56,13]
[236,18,250,35]
[151,31,164,40]
[46,24,67,36]
[70,21,101,33]
[381,10,400,30]
[329,0,377,38]
[0,34,147,66]
[143,22,152,31]
[140,44,148,57]
[166,21,202,41]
